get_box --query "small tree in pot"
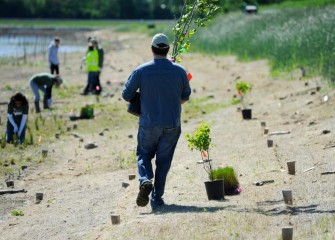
[186,121,213,178]
[186,121,225,200]
[236,80,253,120]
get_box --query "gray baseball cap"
[151,33,169,48]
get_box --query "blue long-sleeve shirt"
[122,58,191,128]
[48,41,59,65]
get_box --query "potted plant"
[210,166,240,195]
[236,80,253,120]
[185,121,225,200]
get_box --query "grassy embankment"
[192,4,335,84]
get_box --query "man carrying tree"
[122,33,191,210]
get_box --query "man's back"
[123,58,191,127]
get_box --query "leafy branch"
[172,0,220,62]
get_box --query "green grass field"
[193,5,335,83]
[0,19,173,32]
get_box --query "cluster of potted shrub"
[186,121,240,200]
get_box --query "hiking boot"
[151,198,165,211]
[136,181,153,207]
[43,99,49,109]
[34,102,41,113]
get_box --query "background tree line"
[0,0,284,19]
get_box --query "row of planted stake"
[185,112,295,239]
[263,121,295,240]
[236,80,295,240]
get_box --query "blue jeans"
[6,123,26,144]
[137,125,181,202]
[30,80,46,102]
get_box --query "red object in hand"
[187,72,193,81]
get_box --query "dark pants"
[6,123,26,144]
[96,72,102,94]
[50,64,59,75]
[136,125,181,204]
[83,71,99,94]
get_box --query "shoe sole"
[136,182,153,207]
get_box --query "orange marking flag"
[187,72,193,81]
[202,151,208,159]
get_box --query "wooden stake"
[6,180,14,188]
[282,227,293,240]
[42,150,48,158]
[128,174,136,180]
[111,214,120,225]
[282,190,293,205]
[36,192,44,201]
[287,161,296,175]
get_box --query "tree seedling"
[236,80,253,109]
[186,121,214,180]
[11,209,24,216]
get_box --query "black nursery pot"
[204,179,225,200]
[242,109,252,120]
[6,181,14,188]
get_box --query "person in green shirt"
[80,42,100,95]
[29,73,63,113]
[91,38,104,94]
[6,92,29,144]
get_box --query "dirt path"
[0,29,334,240]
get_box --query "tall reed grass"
[193,6,335,83]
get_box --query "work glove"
[47,98,53,107]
